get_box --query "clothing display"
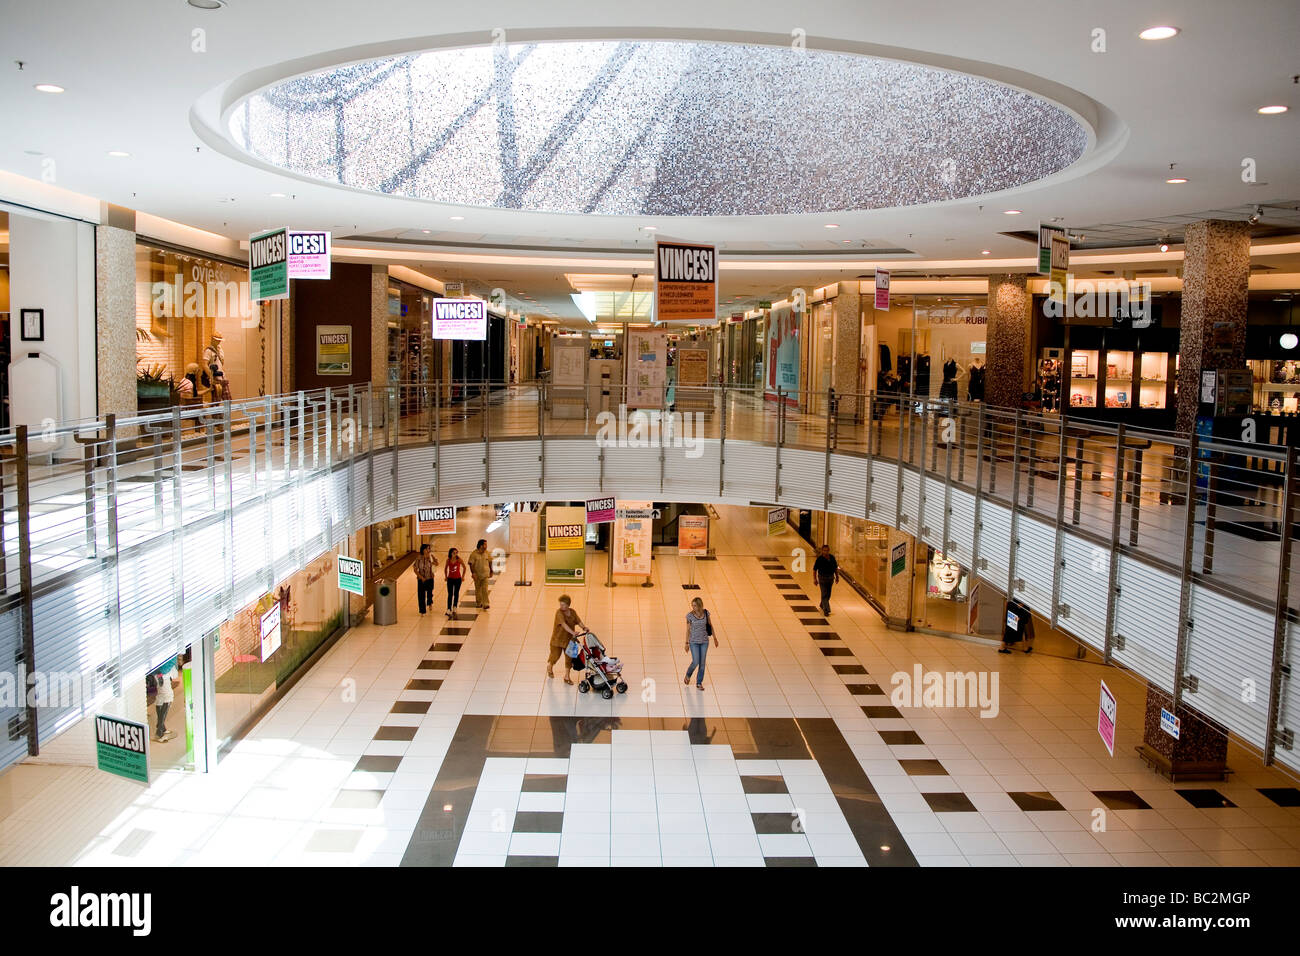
[914,353,931,397]
[878,343,892,373]
[939,358,959,401]
[896,354,912,391]
[967,363,985,401]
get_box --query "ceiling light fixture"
[187,0,227,9]
[1138,26,1179,40]
[1158,238,1170,253]
[268,191,286,197]
[981,249,991,255]
[1248,205,1263,225]
[1257,105,1288,115]
[449,215,465,221]
[642,225,658,232]
[421,229,431,234]
[824,223,839,229]
[107,150,130,158]
[1280,333,1298,350]
[34,83,64,94]
[1003,209,1022,215]
[1166,177,1187,184]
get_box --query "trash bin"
[374,580,398,625]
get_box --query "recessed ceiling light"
[824,223,839,229]
[187,0,227,9]
[981,249,991,255]
[1138,26,1179,40]
[421,229,431,234]
[107,150,130,158]
[268,191,286,197]
[642,225,658,232]
[1257,105,1288,115]
[1003,209,1022,215]
[34,84,64,94]
[1165,178,1187,184]
[449,215,465,221]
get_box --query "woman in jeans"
[444,547,465,618]
[683,597,719,691]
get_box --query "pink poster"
[1097,680,1117,756]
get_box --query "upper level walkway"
[1,382,1296,779]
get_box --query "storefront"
[370,514,414,577]
[134,242,278,410]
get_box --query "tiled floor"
[1,503,1298,867]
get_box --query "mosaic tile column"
[985,274,1030,408]
[371,266,389,386]
[882,528,913,630]
[1138,685,1229,779]
[94,214,138,420]
[1174,219,1251,437]
[832,283,862,420]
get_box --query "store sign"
[757,300,772,310]
[94,715,149,784]
[432,298,488,341]
[613,501,654,576]
[443,281,464,297]
[678,515,709,557]
[1160,707,1181,740]
[1097,680,1117,756]
[730,312,744,323]
[890,542,907,576]
[545,506,587,584]
[259,600,282,662]
[416,506,456,535]
[1048,234,1070,300]
[586,496,616,525]
[338,555,365,595]
[654,239,717,322]
[767,507,787,537]
[286,230,331,279]
[1038,224,1066,275]
[874,269,890,311]
[508,509,539,553]
[971,341,987,355]
[316,325,352,375]
[249,227,289,301]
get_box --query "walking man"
[813,544,839,616]
[469,538,493,609]
[414,544,438,615]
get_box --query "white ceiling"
[0,0,1297,325]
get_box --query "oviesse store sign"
[654,239,717,322]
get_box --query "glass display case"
[1251,358,1300,413]
[370,516,412,575]
[1069,349,1098,408]
[1139,351,1170,409]
[1104,349,1133,408]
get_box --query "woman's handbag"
[705,610,714,637]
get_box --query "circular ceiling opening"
[229,40,1090,217]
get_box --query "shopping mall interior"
[0,0,1298,901]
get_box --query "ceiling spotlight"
[449,215,465,221]
[1166,177,1187,184]
[421,229,431,234]
[107,150,130,158]
[980,249,991,255]
[187,0,227,9]
[1257,105,1288,115]
[1281,333,1298,350]
[1003,209,1022,215]
[642,225,658,232]
[33,83,64,94]
[268,191,286,198]
[1248,205,1264,225]
[1158,238,1170,253]
[1138,26,1179,40]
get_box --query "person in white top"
[153,659,179,742]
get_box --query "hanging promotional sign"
[767,507,787,537]
[730,312,744,323]
[1049,234,1070,300]
[259,600,283,662]
[416,506,456,535]
[678,515,709,557]
[316,325,352,375]
[891,542,907,576]
[508,509,539,553]
[338,555,365,595]
[249,227,289,301]
[287,230,331,279]
[94,715,149,784]
[614,501,654,576]
[654,239,717,322]
[586,496,616,525]
[764,304,800,400]
[874,269,891,311]
[1038,224,1066,274]
[1097,679,1117,756]
[443,281,464,297]
[545,506,587,585]
[925,551,969,602]
[432,297,488,340]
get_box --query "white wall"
[8,212,97,436]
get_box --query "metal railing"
[0,379,1296,770]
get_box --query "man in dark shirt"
[813,545,839,616]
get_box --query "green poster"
[338,555,365,595]
[249,228,289,301]
[890,543,907,577]
[183,663,194,763]
[94,715,149,784]
[545,506,587,585]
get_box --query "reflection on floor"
[0,503,1298,867]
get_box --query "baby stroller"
[572,629,628,699]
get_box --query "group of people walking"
[412,538,495,617]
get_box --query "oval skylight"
[229,40,1090,216]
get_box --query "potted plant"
[136,361,179,409]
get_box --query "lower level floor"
[1,504,1298,867]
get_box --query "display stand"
[682,556,700,590]
[514,552,531,587]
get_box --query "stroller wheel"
[578,680,590,693]
[616,681,628,694]
[602,688,614,699]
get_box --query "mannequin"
[202,332,231,400]
[939,357,959,401]
[967,359,986,402]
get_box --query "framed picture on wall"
[20,308,44,342]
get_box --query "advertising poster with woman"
[764,302,800,403]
